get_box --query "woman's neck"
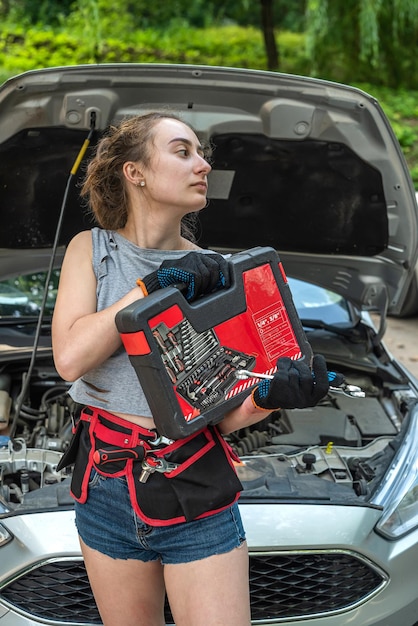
[117,224,196,251]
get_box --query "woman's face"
[140,118,212,214]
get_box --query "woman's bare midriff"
[111,410,157,430]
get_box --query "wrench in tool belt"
[139,455,179,483]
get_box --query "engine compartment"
[0,334,415,513]
[227,366,411,503]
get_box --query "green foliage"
[3,0,307,31]
[278,31,312,75]
[1,0,73,26]
[0,29,83,72]
[306,0,418,89]
[357,83,418,187]
[0,17,416,188]
[0,25,309,73]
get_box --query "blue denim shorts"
[74,469,246,564]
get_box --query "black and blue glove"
[251,355,342,410]
[139,251,230,302]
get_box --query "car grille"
[0,551,386,623]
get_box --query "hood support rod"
[371,287,388,347]
[9,114,97,440]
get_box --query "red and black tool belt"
[59,406,242,526]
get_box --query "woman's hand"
[251,355,331,410]
[219,355,342,435]
[139,252,230,302]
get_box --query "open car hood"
[0,63,417,316]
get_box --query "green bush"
[0,25,309,74]
[356,84,418,189]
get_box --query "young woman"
[52,112,330,626]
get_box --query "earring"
[135,180,145,187]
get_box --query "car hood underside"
[0,63,417,316]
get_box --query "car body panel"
[1,502,418,625]
[0,64,418,626]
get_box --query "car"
[0,284,39,317]
[392,191,418,317]
[0,64,418,626]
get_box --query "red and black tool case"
[116,246,312,439]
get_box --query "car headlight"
[375,411,418,539]
[376,464,418,538]
[0,522,12,547]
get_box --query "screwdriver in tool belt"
[235,369,365,398]
[93,445,146,466]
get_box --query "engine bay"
[0,332,415,513]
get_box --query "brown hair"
[81,112,203,239]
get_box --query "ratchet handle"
[327,370,345,387]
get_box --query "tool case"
[116,247,312,439]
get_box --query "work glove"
[251,354,343,410]
[138,251,230,302]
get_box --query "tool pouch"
[68,407,148,503]
[56,405,94,502]
[129,426,242,525]
[55,416,94,502]
[57,407,140,503]
[63,406,242,525]
[70,420,94,501]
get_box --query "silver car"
[0,65,417,626]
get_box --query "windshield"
[0,271,59,318]
[287,277,351,325]
[0,272,351,326]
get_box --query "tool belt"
[57,406,242,526]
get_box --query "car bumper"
[0,504,417,625]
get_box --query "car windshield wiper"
[300,318,359,338]
[0,317,51,326]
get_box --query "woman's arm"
[218,395,272,435]
[51,230,145,382]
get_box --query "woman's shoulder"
[69,228,114,253]
[65,229,93,253]
[60,230,94,274]
[180,238,217,254]
[180,237,201,251]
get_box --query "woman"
[52,112,330,626]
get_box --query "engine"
[0,356,414,511]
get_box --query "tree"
[306,0,418,88]
[260,0,280,70]
[2,0,73,25]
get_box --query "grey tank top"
[69,228,212,418]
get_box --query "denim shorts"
[74,469,246,564]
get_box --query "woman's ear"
[123,161,144,186]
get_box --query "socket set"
[152,319,256,411]
[116,247,312,439]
